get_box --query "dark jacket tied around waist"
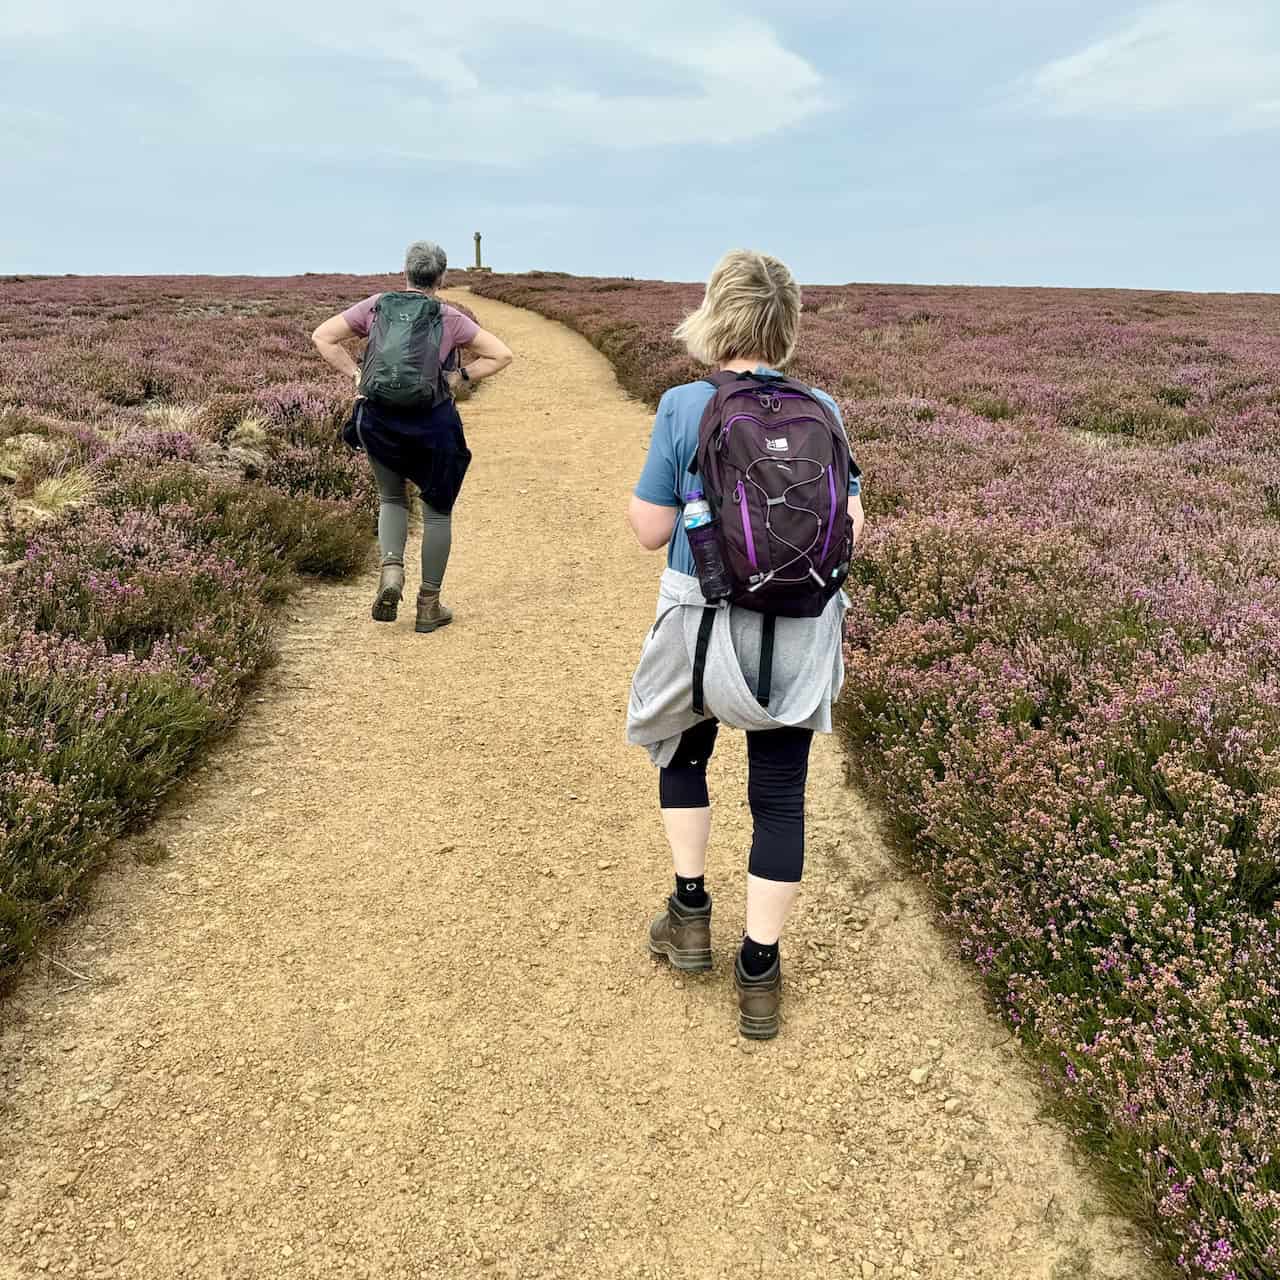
[343,397,472,515]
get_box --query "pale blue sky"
[3,0,1278,290]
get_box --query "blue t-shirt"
[633,370,861,576]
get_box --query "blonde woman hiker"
[312,240,513,630]
[627,249,865,1040]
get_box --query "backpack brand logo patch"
[766,437,789,452]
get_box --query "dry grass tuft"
[24,469,97,519]
[143,403,201,431]
[228,414,271,450]
[0,433,66,483]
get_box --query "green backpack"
[358,291,449,410]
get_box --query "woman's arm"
[849,493,865,547]
[628,496,678,551]
[312,313,361,387]
[451,327,513,390]
[311,313,361,384]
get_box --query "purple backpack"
[692,371,857,619]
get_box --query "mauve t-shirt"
[341,293,479,361]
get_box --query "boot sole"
[414,614,454,634]
[738,1009,780,1040]
[648,938,713,972]
[371,588,401,623]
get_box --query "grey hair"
[404,240,448,290]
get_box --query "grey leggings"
[367,453,452,590]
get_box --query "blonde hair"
[674,250,802,369]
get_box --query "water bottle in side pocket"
[683,489,732,602]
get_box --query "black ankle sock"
[740,935,779,977]
[675,875,708,907]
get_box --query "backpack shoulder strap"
[377,290,440,315]
[690,374,737,474]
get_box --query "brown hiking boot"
[415,586,454,634]
[734,951,782,1040]
[371,557,404,622]
[648,894,712,972]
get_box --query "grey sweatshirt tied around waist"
[625,568,848,768]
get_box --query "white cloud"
[1023,0,1280,127]
[2,1,831,164]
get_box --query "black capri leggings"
[659,719,813,883]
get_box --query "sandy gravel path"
[0,292,1155,1280]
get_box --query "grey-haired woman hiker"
[311,240,513,630]
[626,249,864,1040]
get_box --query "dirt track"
[0,292,1154,1279]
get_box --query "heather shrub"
[0,630,220,970]
[95,461,372,594]
[0,272,391,976]
[0,407,60,441]
[196,393,258,438]
[469,271,1280,1278]
[10,507,272,693]
[1064,387,1211,443]
[263,441,369,503]
[1156,383,1195,408]
[960,392,1015,421]
[69,351,152,407]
